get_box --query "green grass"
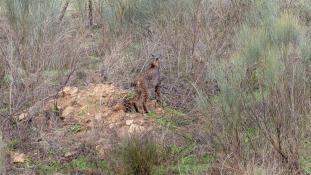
[7,139,18,151]
[42,70,61,86]
[146,111,177,128]
[300,141,311,174]
[146,107,189,129]
[34,156,110,174]
[152,144,212,175]
[78,108,87,118]
[68,124,82,134]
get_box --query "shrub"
[197,0,311,173]
[114,135,164,175]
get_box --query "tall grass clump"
[113,135,164,175]
[197,0,311,173]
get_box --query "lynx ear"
[151,53,161,60]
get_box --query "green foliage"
[35,156,109,174]
[235,11,303,90]
[68,156,93,171]
[196,0,311,172]
[68,124,82,134]
[299,35,311,63]
[303,0,311,18]
[146,111,177,128]
[273,13,301,45]
[163,144,211,174]
[43,70,61,86]
[241,127,258,145]
[245,0,279,26]
[300,141,311,174]
[7,139,18,151]
[3,0,61,33]
[73,0,88,19]
[36,160,62,174]
[146,108,189,128]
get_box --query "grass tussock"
[112,135,164,175]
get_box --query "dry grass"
[0,0,310,174]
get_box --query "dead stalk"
[59,1,70,22]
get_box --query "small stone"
[109,123,116,129]
[126,119,134,126]
[18,113,27,121]
[155,108,164,115]
[128,124,145,135]
[62,86,78,96]
[64,151,78,158]
[11,152,26,163]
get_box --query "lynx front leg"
[132,100,140,113]
[155,82,161,109]
[141,83,149,113]
[155,85,161,103]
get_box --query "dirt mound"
[57,84,163,131]
[46,84,163,157]
[6,83,195,174]
[9,84,166,161]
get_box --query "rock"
[128,124,145,135]
[125,120,134,126]
[64,150,78,158]
[155,108,165,115]
[109,123,116,129]
[62,86,78,96]
[62,106,75,117]
[18,113,27,121]
[11,152,26,163]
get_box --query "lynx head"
[150,54,161,68]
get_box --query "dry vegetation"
[0,0,311,174]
